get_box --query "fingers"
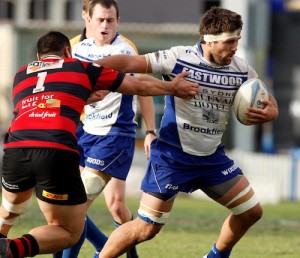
[177,71,191,78]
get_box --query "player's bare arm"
[245,95,279,124]
[116,72,198,99]
[86,90,110,104]
[94,55,150,73]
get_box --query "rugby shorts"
[77,131,135,180]
[141,139,242,195]
[2,148,87,205]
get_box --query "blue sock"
[86,215,108,251]
[207,244,231,258]
[62,217,87,258]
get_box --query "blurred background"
[0,0,300,203]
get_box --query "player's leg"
[103,178,138,258]
[99,191,175,258]
[0,188,85,257]
[0,148,40,257]
[61,167,110,258]
[104,178,132,223]
[61,217,87,258]
[0,188,33,238]
[203,175,262,258]
[31,199,86,253]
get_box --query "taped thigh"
[81,169,108,200]
[137,201,171,225]
[0,195,32,226]
[1,195,32,214]
[225,184,259,215]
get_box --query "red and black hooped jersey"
[3,56,125,153]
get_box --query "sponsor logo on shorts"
[221,164,238,175]
[42,190,68,201]
[86,157,105,166]
[1,178,19,190]
[165,184,178,190]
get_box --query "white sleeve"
[111,43,137,56]
[146,47,179,74]
[248,65,258,79]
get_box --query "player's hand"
[87,90,110,104]
[244,98,278,125]
[144,133,156,159]
[172,72,198,99]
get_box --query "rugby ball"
[233,78,268,125]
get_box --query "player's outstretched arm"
[94,55,150,73]
[116,72,198,99]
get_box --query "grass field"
[7,194,300,258]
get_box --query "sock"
[86,215,108,251]
[207,244,231,258]
[8,234,39,258]
[62,218,87,258]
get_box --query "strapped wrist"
[145,130,157,136]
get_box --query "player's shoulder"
[161,45,194,58]
[171,45,195,53]
[74,37,93,48]
[232,55,256,74]
[118,34,139,54]
[70,34,81,47]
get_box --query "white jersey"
[147,42,258,156]
[72,33,138,137]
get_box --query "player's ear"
[87,14,92,23]
[64,47,72,58]
[81,10,86,20]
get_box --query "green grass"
[7,194,300,258]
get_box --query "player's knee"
[0,195,32,226]
[243,202,263,223]
[136,203,169,240]
[81,169,108,200]
[141,222,162,240]
[59,221,86,247]
[108,201,127,219]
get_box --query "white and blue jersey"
[147,42,257,156]
[141,43,258,195]
[72,34,138,177]
[72,33,138,137]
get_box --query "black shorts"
[2,148,87,205]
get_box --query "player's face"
[88,4,119,46]
[209,36,240,66]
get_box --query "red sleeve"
[84,62,126,92]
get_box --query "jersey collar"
[41,55,62,61]
[196,41,203,57]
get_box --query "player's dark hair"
[82,0,91,12]
[199,6,243,42]
[89,0,119,18]
[37,31,71,55]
